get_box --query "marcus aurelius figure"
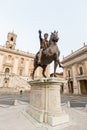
[38,30,49,64]
[32,30,63,79]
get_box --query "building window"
[68,70,70,77]
[19,69,23,76]
[5,68,10,74]
[79,66,83,75]
[8,55,12,60]
[6,55,12,64]
[29,69,33,77]
[21,58,24,64]
[11,37,13,41]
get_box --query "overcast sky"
[0,0,87,72]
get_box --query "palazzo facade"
[0,32,49,92]
[62,44,87,95]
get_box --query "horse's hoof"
[43,75,46,78]
[54,75,57,77]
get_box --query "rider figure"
[38,30,49,64]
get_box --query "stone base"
[48,113,69,126]
[27,105,69,126]
[28,77,69,126]
[27,104,44,123]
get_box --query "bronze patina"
[32,30,63,79]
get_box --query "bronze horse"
[32,31,62,79]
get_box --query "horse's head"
[50,31,59,42]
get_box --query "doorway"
[80,80,87,94]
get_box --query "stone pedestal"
[27,77,69,126]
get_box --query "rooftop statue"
[32,30,63,79]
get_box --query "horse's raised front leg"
[42,65,47,78]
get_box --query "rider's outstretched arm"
[38,30,42,44]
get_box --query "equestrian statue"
[32,30,63,79]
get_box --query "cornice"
[0,45,35,58]
[76,74,87,80]
[63,54,87,67]
[62,45,87,64]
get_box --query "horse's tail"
[34,52,39,66]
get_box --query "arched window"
[10,37,13,41]
[5,68,10,74]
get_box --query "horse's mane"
[49,31,58,46]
